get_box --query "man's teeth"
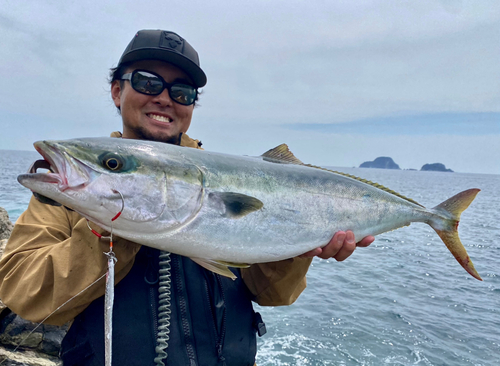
[148,114,172,123]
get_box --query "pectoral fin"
[191,258,250,280]
[209,192,264,218]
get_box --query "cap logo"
[161,32,183,50]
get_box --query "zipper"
[149,286,159,344]
[204,273,227,365]
[144,249,159,347]
[204,278,224,364]
[204,279,218,337]
[215,274,227,366]
[174,256,197,366]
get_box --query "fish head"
[17,138,196,234]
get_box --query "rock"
[421,163,453,172]
[0,239,7,256]
[0,208,14,240]
[0,207,67,364]
[360,157,401,170]
[39,325,69,357]
[0,299,7,317]
[0,348,61,366]
[0,307,69,361]
[0,240,10,320]
[0,313,43,349]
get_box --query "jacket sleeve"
[241,257,313,306]
[0,196,141,326]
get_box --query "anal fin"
[191,258,250,280]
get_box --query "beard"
[127,125,181,145]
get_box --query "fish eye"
[101,153,124,171]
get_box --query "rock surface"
[0,348,61,366]
[421,163,454,172]
[0,207,66,365]
[0,208,14,240]
[360,157,401,170]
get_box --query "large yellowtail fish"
[18,138,481,280]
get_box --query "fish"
[18,138,482,281]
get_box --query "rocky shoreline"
[0,207,66,366]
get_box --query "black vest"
[61,247,262,365]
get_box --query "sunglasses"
[121,69,198,106]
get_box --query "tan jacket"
[0,133,312,326]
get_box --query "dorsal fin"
[303,164,424,207]
[261,144,303,165]
[261,144,423,208]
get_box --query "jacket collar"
[110,131,203,150]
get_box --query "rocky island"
[359,157,400,170]
[421,163,453,172]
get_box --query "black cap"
[117,29,207,87]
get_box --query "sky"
[0,0,499,174]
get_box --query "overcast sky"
[1,0,499,174]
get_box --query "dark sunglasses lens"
[170,84,197,105]
[131,71,164,95]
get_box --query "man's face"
[111,60,195,144]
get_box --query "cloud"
[284,112,500,136]
[0,0,499,175]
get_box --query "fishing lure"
[87,189,124,366]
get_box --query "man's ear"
[111,81,121,108]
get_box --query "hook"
[110,189,125,222]
[87,189,125,240]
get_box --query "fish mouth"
[23,141,93,192]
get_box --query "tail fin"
[430,189,482,281]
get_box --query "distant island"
[420,163,453,172]
[360,157,400,170]
[358,157,454,172]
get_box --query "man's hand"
[300,231,374,261]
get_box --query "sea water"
[0,149,499,365]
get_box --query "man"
[0,30,373,365]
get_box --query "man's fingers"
[299,248,322,258]
[356,235,375,247]
[332,231,357,261]
[315,231,343,259]
[299,232,374,259]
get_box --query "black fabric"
[61,247,258,366]
[118,29,207,87]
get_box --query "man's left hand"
[300,231,374,261]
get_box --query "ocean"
[0,149,499,365]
